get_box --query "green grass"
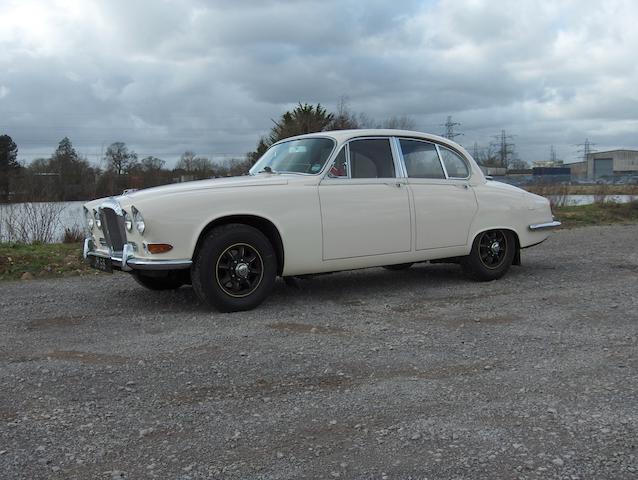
[0,242,95,281]
[554,201,638,229]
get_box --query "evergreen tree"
[0,134,20,202]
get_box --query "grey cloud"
[0,0,637,166]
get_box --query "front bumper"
[83,237,192,272]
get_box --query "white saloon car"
[83,129,560,312]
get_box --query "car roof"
[278,129,463,150]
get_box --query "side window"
[399,139,445,179]
[439,147,469,178]
[349,139,395,179]
[328,147,348,178]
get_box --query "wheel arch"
[469,227,521,266]
[193,215,285,275]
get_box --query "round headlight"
[124,211,133,232]
[84,208,94,229]
[132,207,145,235]
[93,209,102,230]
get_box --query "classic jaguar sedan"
[83,129,560,312]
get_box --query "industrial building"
[569,149,638,179]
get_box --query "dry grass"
[0,242,94,281]
[554,201,638,229]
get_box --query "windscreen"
[249,138,335,175]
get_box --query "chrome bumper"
[83,237,192,271]
[528,220,562,231]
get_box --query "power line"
[490,130,516,169]
[575,138,596,163]
[440,115,463,140]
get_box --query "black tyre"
[191,224,277,312]
[383,263,413,271]
[461,230,516,281]
[133,270,187,290]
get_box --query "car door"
[318,137,412,260]
[397,138,478,250]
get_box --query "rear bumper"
[528,220,561,231]
[83,237,192,272]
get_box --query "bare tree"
[105,142,137,176]
[382,115,416,130]
[330,96,360,130]
[0,202,65,243]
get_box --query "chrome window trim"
[434,144,450,179]
[437,144,471,180]
[249,136,337,176]
[395,137,447,180]
[390,137,409,179]
[346,135,400,180]
[322,137,400,180]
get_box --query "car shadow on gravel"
[89,261,535,314]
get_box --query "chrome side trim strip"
[529,220,561,231]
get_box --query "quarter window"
[349,139,395,178]
[439,147,469,178]
[399,139,445,179]
[328,147,348,178]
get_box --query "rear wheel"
[461,230,515,281]
[133,270,188,290]
[192,224,277,312]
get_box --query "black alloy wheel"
[477,230,508,270]
[461,229,516,281]
[192,224,277,312]
[215,243,264,297]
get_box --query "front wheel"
[461,230,516,281]
[191,224,277,312]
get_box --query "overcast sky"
[1,0,637,166]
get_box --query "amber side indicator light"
[147,243,173,254]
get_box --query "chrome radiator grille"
[99,207,127,254]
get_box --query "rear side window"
[399,139,445,179]
[439,147,469,178]
[349,139,395,178]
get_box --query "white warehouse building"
[585,149,638,178]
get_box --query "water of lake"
[0,201,85,243]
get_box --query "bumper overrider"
[83,199,192,273]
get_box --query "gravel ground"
[1,224,637,480]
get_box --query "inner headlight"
[124,211,133,232]
[132,206,145,234]
[93,209,102,230]
[84,208,94,229]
